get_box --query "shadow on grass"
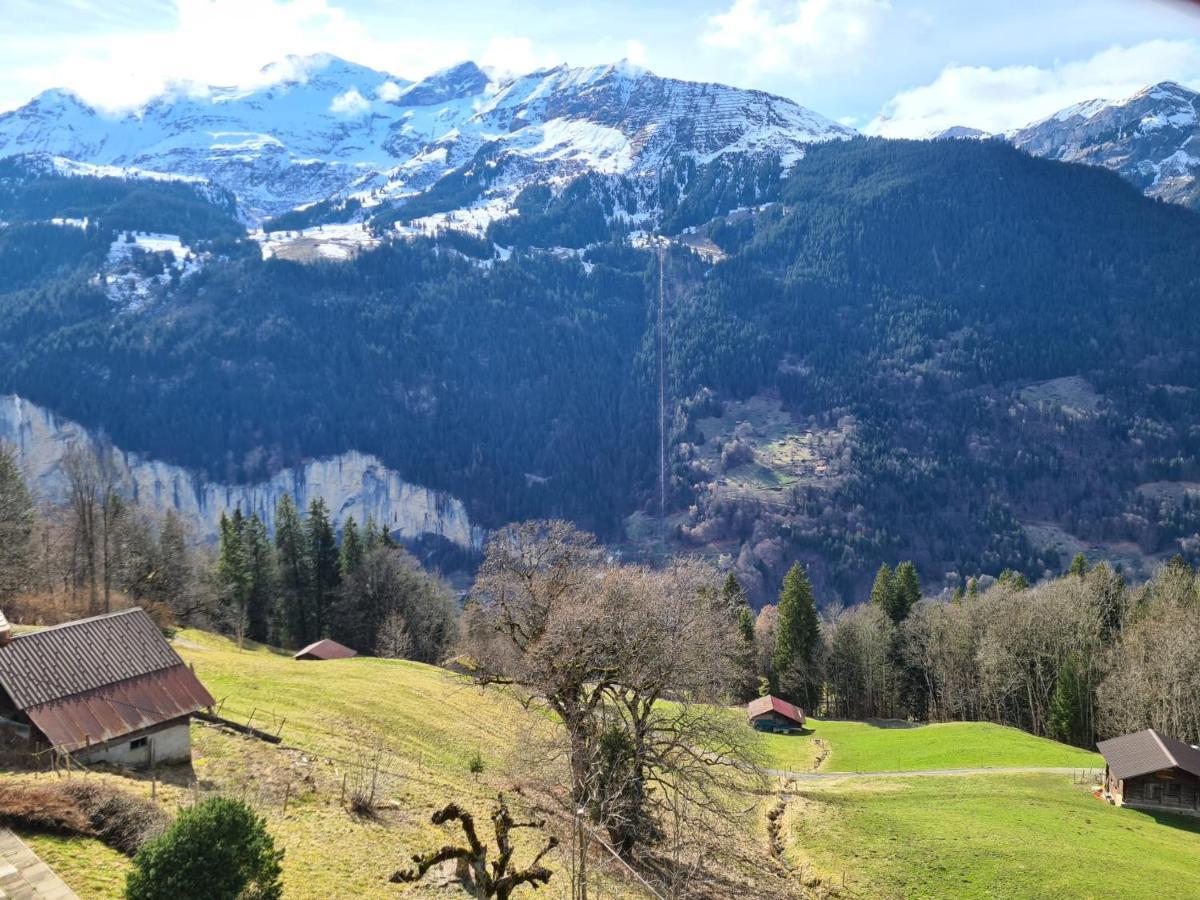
[1125,806,1200,833]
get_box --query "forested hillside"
[2,139,1199,600]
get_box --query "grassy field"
[759,718,1103,773]
[784,773,1200,899]
[7,629,1188,900]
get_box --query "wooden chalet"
[1098,728,1200,816]
[0,608,213,769]
[293,638,357,661]
[747,695,806,733]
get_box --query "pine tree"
[772,563,820,708]
[721,572,747,617]
[1048,653,1089,747]
[339,516,364,579]
[734,602,758,702]
[242,513,274,644]
[1068,553,1088,578]
[362,517,381,553]
[155,510,192,617]
[869,563,894,614]
[997,568,1029,591]
[274,495,310,647]
[0,445,34,603]
[890,561,921,623]
[217,510,252,644]
[306,498,340,639]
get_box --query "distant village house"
[747,695,806,733]
[0,608,213,769]
[1098,729,1200,816]
[293,639,357,661]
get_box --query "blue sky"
[4,0,1200,134]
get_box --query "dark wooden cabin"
[293,639,357,661]
[747,695,806,733]
[1097,729,1200,816]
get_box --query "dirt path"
[767,765,1094,781]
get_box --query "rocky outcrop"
[0,395,481,548]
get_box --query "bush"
[125,797,283,900]
[0,781,166,855]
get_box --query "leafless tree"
[390,794,558,900]
[61,440,125,612]
[466,520,765,882]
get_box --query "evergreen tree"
[1069,553,1089,578]
[306,498,340,639]
[997,568,1030,591]
[339,516,364,579]
[720,572,747,617]
[274,495,310,647]
[217,510,251,643]
[772,563,820,708]
[869,563,894,614]
[966,576,980,598]
[0,445,34,603]
[154,510,193,618]
[362,517,381,553]
[1048,653,1090,747]
[242,513,274,644]
[890,561,921,623]
[734,602,758,702]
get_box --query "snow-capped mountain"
[1009,82,1200,206]
[0,54,854,223]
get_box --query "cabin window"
[1166,783,1181,803]
[130,737,148,750]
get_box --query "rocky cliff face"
[0,395,481,548]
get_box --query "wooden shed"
[293,639,357,661]
[1098,729,1200,816]
[747,695,805,733]
[0,608,213,769]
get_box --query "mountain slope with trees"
[1,138,1199,598]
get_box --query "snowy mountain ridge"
[936,81,1200,206]
[0,54,855,224]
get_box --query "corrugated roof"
[0,609,183,709]
[293,639,357,660]
[0,607,213,752]
[747,695,805,725]
[1098,729,1200,780]
[27,667,214,753]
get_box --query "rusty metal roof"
[26,667,214,753]
[1098,729,1200,780]
[747,695,805,725]
[293,639,357,660]
[0,608,213,752]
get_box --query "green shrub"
[125,797,283,900]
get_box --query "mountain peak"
[397,61,490,106]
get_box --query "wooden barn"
[293,639,357,661]
[1098,729,1200,816]
[0,608,213,769]
[747,695,806,733]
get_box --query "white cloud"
[702,0,892,78]
[3,0,470,111]
[479,36,557,77]
[375,80,403,102]
[625,39,648,67]
[867,39,1200,137]
[329,86,369,115]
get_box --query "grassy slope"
[759,718,1103,773]
[22,832,130,897]
[785,773,1200,899]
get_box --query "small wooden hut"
[1098,729,1200,815]
[293,639,357,661]
[747,695,805,733]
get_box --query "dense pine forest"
[1,140,1199,598]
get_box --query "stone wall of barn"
[77,717,193,769]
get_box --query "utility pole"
[658,243,667,519]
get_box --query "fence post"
[283,782,292,815]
